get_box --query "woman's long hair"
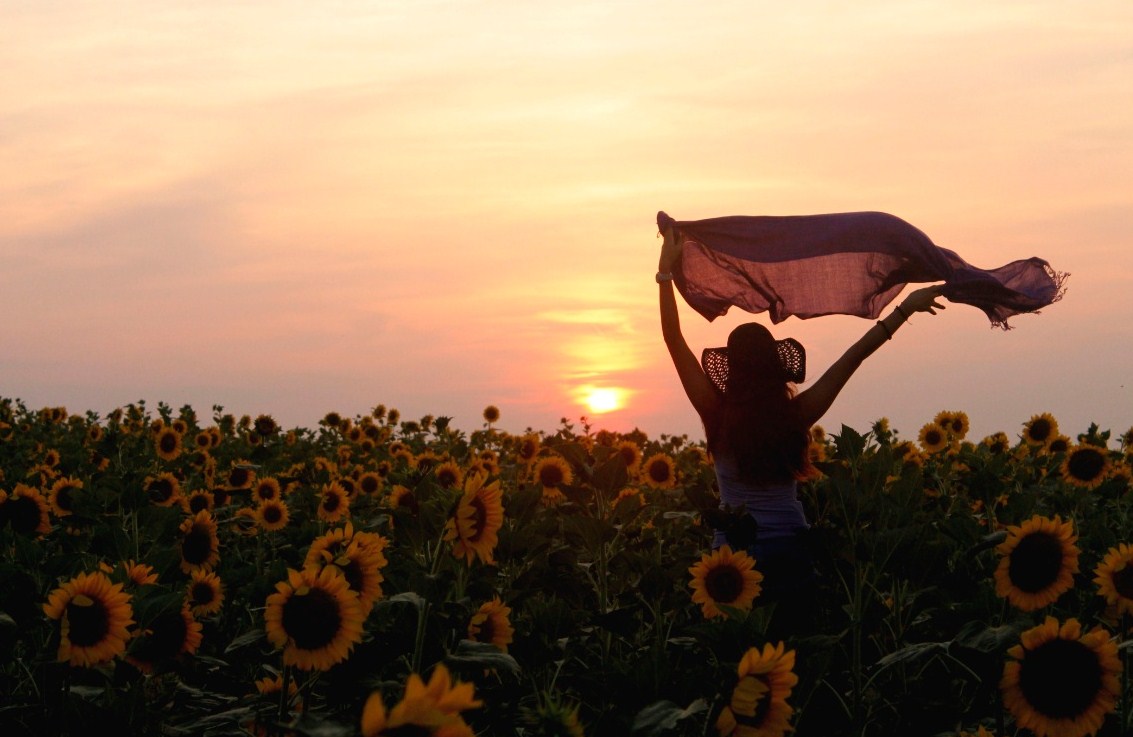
[705,325,813,484]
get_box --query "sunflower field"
[2,396,1133,737]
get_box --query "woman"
[657,224,946,613]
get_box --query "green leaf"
[631,699,708,735]
[446,639,521,673]
[592,455,629,495]
[834,424,866,460]
[224,627,265,654]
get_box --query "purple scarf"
[658,210,1066,329]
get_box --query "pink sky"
[3,1,1131,444]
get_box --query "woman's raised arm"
[658,228,719,418]
[795,285,946,427]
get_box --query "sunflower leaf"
[630,699,708,735]
[446,639,521,673]
[223,627,265,653]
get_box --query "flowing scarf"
[658,210,1066,329]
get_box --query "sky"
[3,0,1131,446]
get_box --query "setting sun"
[582,387,624,414]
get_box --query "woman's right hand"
[901,285,947,315]
[658,227,684,273]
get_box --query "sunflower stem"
[411,599,430,673]
[278,665,292,724]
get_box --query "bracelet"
[877,319,893,340]
[655,271,674,283]
[894,304,910,322]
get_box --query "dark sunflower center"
[323,493,341,513]
[704,564,745,604]
[159,433,179,453]
[229,469,250,487]
[1008,532,1064,593]
[148,479,174,503]
[263,504,283,524]
[1018,638,1103,720]
[188,494,210,513]
[479,615,497,644]
[360,476,380,494]
[1049,438,1069,454]
[55,485,77,510]
[135,610,190,663]
[281,587,342,650]
[438,470,458,488]
[182,524,214,565]
[256,485,277,501]
[649,461,670,483]
[926,430,943,446]
[338,560,364,593]
[9,497,45,534]
[66,596,110,647]
[1112,565,1133,600]
[619,448,637,466]
[539,466,563,487]
[1067,448,1105,482]
[1029,420,1052,442]
[190,582,216,606]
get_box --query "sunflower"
[181,489,214,515]
[1001,616,1121,737]
[1047,435,1071,455]
[1062,445,1111,490]
[361,664,480,737]
[107,559,159,587]
[264,566,364,671]
[533,455,572,490]
[516,433,541,465]
[641,453,677,489]
[186,569,225,617]
[232,506,258,536]
[43,571,134,667]
[715,642,799,737]
[193,431,213,451]
[48,473,83,514]
[1023,413,1059,448]
[434,461,464,490]
[42,448,61,468]
[526,697,585,737]
[689,546,764,619]
[127,606,202,674]
[444,473,505,565]
[918,422,950,454]
[251,477,282,504]
[934,410,970,440]
[255,498,290,532]
[483,405,500,424]
[318,482,351,523]
[154,426,183,461]
[994,514,1079,611]
[308,530,387,615]
[1093,543,1133,617]
[358,471,383,496]
[468,597,514,652]
[982,432,1011,455]
[145,472,183,507]
[179,510,221,574]
[226,462,256,490]
[388,485,419,515]
[5,483,52,536]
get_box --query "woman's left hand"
[901,285,947,315]
[658,227,684,273]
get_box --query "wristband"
[655,272,674,283]
[894,304,910,321]
[877,319,893,340]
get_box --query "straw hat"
[701,324,806,393]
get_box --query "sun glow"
[582,387,624,414]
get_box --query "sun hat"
[701,326,806,393]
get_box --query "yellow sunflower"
[154,426,183,461]
[614,440,642,471]
[318,482,351,523]
[468,597,514,652]
[982,432,1011,455]
[103,559,159,587]
[1094,543,1133,617]
[516,433,541,465]
[226,462,256,490]
[1061,444,1111,490]
[1001,617,1121,737]
[145,472,183,507]
[264,566,365,671]
[533,455,572,505]
[5,483,52,536]
[358,471,383,496]
[1047,435,1071,455]
[716,641,799,737]
[934,410,970,440]
[994,514,1079,611]
[482,405,500,424]
[641,453,677,489]
[689,546,764,619]
[361,664,480,737]
[43,571,134,667]
[179,510,220,574]
[388,484,419,515]
[434,461,464,490]
[47,477,82,517]
[255,498,290,532]
[186,569,225,617]
[444,472,505,565]
[251,477,281,504]
[1023,413,1059,448]
[127,606,203,674]
[918,422,950,454]
[312,535,387,616]
[181,489,214,515]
